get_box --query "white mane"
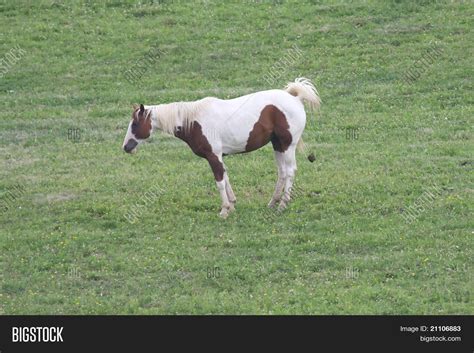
[149,97,214,135]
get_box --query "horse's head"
[122,104,153,153]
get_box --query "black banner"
[0,316,472,352]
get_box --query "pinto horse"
[122,78,320,218]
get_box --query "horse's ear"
[139,104,145,114]
[132,104,139,111]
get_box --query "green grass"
[0,0,472,314]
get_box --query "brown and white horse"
[122,78,320,218]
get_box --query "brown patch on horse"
[131,108,152,139]
[174,122,224,181]
[245,105,292,153]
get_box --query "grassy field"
[0,0,472,314]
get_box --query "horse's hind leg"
[277,145,297,211]
[268,151,286,208]
[268,105,302,209]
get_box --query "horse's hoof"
[228,203,235,212]
[219,209,229,218]
[277,201,288,212]
[267,200,278,208]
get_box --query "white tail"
[286,77,320,161]
[285,77,321,110]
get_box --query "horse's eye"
[132,122,138,128]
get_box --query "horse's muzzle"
[123,139,138,153]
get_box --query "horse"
[122,77,320,218]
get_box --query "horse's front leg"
[224,170,236,211]
[206,153,232,218]
[216,180,231,218]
